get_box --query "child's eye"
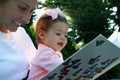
[56,33,61,36]
[64,34,68,38]
[65,35,68,38]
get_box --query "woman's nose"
[22,13,31,24]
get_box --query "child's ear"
[38,30,46,40]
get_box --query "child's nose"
[61,35,66,40]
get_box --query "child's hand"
[79,77,90,80]
[74,77,90,80]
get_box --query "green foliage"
[44,0,114,43]
[96,64,120,80]
[108,0,120,27]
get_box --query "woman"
[0,0,37,80]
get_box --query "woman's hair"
[35,14,68,45]
[0,0,9,6]
[0,0,9,4]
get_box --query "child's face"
[44,22,68,51]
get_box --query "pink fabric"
[28,44,64,80]
[45,8,61,20]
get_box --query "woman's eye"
[20,7,26,11]
[18,4,27,11]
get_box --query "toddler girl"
[28,8,69,80]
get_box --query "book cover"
[41,34,120,80]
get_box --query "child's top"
[28,44,64,80]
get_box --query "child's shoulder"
[37,44,55,55]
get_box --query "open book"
[41,34,120,80]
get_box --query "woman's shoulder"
[16,27,27,35]
[15,27,32,42]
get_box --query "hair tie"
[45,8,61,20]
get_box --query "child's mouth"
[58,43,63,47]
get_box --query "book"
[41,34,120,80]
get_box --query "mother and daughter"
[0,0,68,79]
[0,0,90,80]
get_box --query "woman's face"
[0,0,37,33]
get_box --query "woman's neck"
[0,24,9,33]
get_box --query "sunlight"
[33,8,46,24]
[38,0,46,3]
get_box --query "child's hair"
[35,10,68,45]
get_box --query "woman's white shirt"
[0,27,36,80]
